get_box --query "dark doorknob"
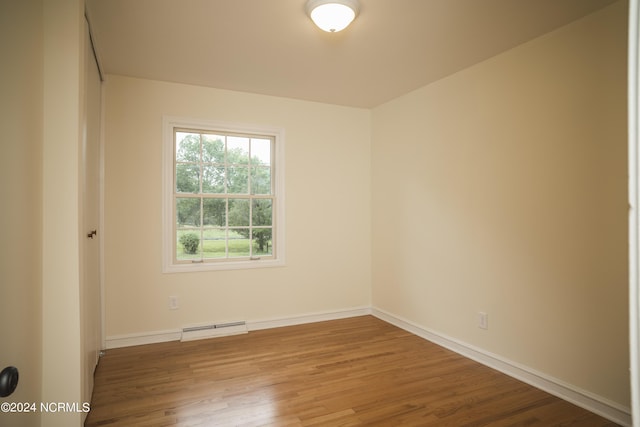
[0,366,18,397]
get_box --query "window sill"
[162,258,285,273]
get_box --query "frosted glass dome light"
[306,0,360,33]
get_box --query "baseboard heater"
[180,321,248,342]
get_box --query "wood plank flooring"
[85,316,619,426]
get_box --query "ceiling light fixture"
[306,0,360,33]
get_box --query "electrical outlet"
[478,312,488,330]
[169,296,179,310]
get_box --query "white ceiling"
[85,0,618,108]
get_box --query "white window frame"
[162,116,285,273]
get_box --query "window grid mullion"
[225,198,229,258]
[199,133,203,194]
[249,195,253,258]
[199,134,204,260]
[199,197,204,259]
[248,138,253,196]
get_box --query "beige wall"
[1,0,89,426]
[0,1,43,426]
[42,0,86,425]
[372,0,629,407]
[103,76,372,337]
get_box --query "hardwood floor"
[85,316,619,426]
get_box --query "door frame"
[629,0,639,425]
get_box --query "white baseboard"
[104,306,371,349]
[371,307,632,427]
[248,306,372,331]
[180,321,249,342]
[105,329,181,349]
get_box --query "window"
[163,117,285,272]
